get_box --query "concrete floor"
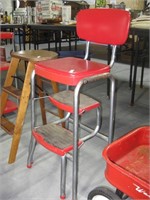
[0,50,149,200]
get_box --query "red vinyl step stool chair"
[0,32,18,114]
[27,9,130,200]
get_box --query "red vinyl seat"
[27,8,130,200]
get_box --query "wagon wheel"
[88,186,121,200]
[116,189,128,199]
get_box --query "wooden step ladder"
[0,32,18,114]
[0,50,60,164]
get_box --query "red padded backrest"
[76,8,130,45]
[0,32,14,39]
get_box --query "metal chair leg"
[108,75,116,143]
[27,136,37,168]
[60,155,67,199]
[140,56,146,88]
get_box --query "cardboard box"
[62,5,71,23]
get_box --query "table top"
[0,24,24,29]
[1,20,149,31]
[131,15,150,30]
[131,21,150,30]
[27,23,76,31]
[130,21,150,39]
[0,23,76,33]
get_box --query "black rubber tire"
[88,186,121,200]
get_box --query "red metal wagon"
[88,126,150,200]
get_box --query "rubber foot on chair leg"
[27,163,33,168]
[60,195,65,199]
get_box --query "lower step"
[0,117,15,135]
[33,123,83,156]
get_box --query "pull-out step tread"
[0,117,15,135]
[33,123,82,155]
[49,90,100,114]
[3,86,22,99]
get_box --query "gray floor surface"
[0,53,149,200]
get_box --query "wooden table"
[1,23,77,51]
[1,24,26,50]
[130,21,150,105]
[27,23,77,51]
